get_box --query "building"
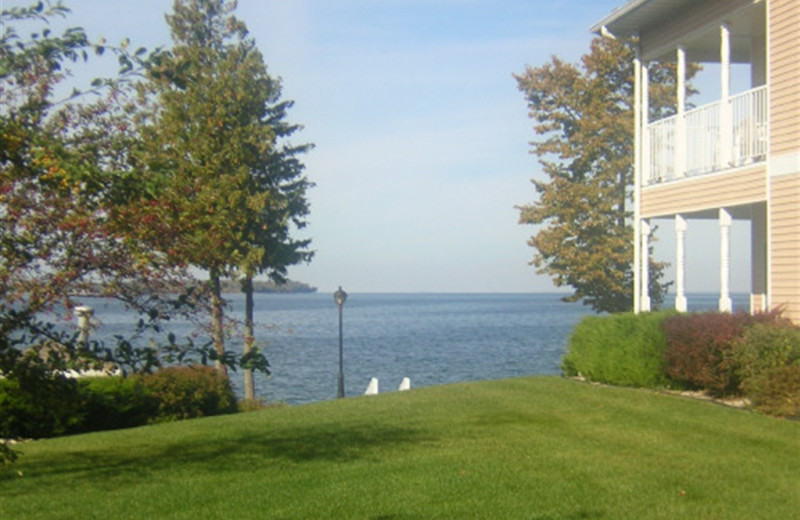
[592,0,799,323]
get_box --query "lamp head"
[333,286,348,306]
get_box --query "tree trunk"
[243,275,255,401]
[209,267,227,375]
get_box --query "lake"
[68,292,750,405]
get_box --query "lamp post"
[333,286,348,398]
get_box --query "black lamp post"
[333,286,348,398]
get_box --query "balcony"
[646,85,767,185]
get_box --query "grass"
[1,376,798,519]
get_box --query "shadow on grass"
[5,420,436,490]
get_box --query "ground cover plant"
[1,376,797,520]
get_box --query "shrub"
[732,323,800,393]
[0,374,84,439]
[746,365,800,418]
[662,311,783,396]
[78,376,156,433]
[562,311,675,388]
[729,323,800,416]
[140,365,237,423]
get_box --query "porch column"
[676,46,687,177]
[675,214,688,312]
[751,204,767,313]
[641,219,651,312]
[633,51,643,313]
[719,208,733,312]
[642,62,651,185]
[719,23,733,168]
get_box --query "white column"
[75,306,94,346]
[719,208,733,312]
[633,52,643,313]
[642,62,651,185]
[676,46,687,177]
[675,215,688,312]
[720,23,733,168]
[641,219,651,312]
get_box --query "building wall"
[641,166,766,218]
[769,174,800,322]
[769,0,800,157]
[768,0,800,323]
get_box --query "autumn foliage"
[564,308,799,416]
[515,37,698,312]
[662,310,786,395]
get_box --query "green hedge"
[562,311,676,388]
[562,310,800,418]
[731,323,800,417]
[0,374,84,439]
[0,365,238,439]
[78,376,156,433]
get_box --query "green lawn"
[1,377,798,519]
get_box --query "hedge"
[0,365,238,439]
[562,311,675,388]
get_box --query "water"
[61,292,750,405]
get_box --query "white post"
[633,51,643,313]
[676,46,687,178]
[720,23,733,168]
[398,377,411,391]
[364,377,379,395]
[75,306,94,346]
[641,219,651,312]
[642,61,651,184]
[675,215,688,312]
[719,208,733,312]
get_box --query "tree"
[123,0,285,375]
[0,1,241,465]
[0,1,155,465]
[514,37,696,313]
[240,91,314,400]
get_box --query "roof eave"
[589,0,652,37]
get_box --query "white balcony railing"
[646,85,767,185]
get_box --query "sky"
[2,0,753,295]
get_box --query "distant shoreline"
[220,279,317,294]
[71,279,317,298]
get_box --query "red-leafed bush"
[662,310,784,396]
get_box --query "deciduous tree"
[514,37,697,313]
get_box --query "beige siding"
[639,0,753,60]
[769,0,800,157]
[769,174,800,323]
[641,167,766,218]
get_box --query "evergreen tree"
[241,90,313,400]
